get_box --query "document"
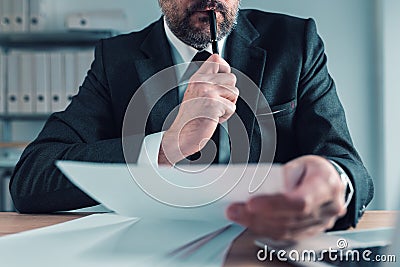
[0,213,241,267]
[0,163,288,266]
[56,161,286,222]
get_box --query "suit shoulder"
[238,9,317,49]
[239,9,314,40]
[240,9,309,28]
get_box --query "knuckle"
[227,73,237,85]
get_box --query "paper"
[0,162,286,266]
[0,213,237,267]
[56,161,285,222]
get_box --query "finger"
[214,85,239,103]
[197,54,231,74]
[217,97,236,122]
[247,194,308,217]
[226,203,253,226]
[205,72,237,87]
[186,80,238,103]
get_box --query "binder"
[11,0,28,32]
[49,52,65,112]
[33,52,50,114]
[0,51,5,113]
[0,0,12,32]
[76,49,94,91]
[2,175,15,211]
[65,10,127,31]
[63,51,77,106]
[19,51,33,113]
[6,51,20,114]
[28,0,47,32]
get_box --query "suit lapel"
[225,13,267,162]
[134,18,179,134]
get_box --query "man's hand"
[226,155,347,240]
[159,54,239,165]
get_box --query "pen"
[208,10,219,55]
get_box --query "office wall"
[7,0,390,209]
[381,0,400,210]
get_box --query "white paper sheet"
[56,161,285,222]
[0,213,235,267]
[0,162,287,267]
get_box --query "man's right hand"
[158,54,239,165]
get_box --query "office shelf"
[0,114,51,121]
[0,31,115,48]
[0,30,112,173]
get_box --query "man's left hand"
[226,155,347,240]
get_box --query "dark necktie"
[183,51,230,164]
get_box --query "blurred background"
[0,0,398,212]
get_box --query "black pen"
[208,10,219,55]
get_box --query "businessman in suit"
[10,0,374,241]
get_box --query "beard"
[159,0,240,50]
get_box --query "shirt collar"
[164,18,227,64]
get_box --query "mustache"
[187,0,227,14]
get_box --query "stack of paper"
[0,162,286,266]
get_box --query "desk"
[0,211,397,266]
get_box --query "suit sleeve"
[296,19,374,229]
[10,40,143,213]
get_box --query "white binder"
[49,52,65,112]
[65,10,127,31]
[2,175,15,211]
[28,0,47,32]
[64,51,76,106]
[11,0,28,32]
[0,51,6,113]
[19,51,33,113]
[6,51,20,114]
[33,52,50,114]
[76,49,94,90]
[0,0,12,32]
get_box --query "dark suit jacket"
[10,9,374,229]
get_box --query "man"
[10,0,374,241]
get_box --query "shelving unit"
[0,31,115,48]
[0,30,115,211]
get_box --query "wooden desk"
[0,211,397,266]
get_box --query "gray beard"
[164,11,239,50]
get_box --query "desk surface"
[0,211,397,266]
